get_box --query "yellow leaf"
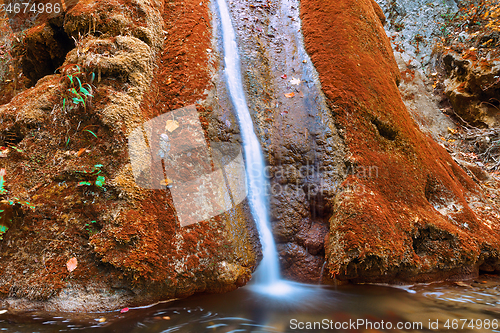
[284,92,295,98]
[160,178,173,186]
[66,257,78,272]
[165,120,179,132]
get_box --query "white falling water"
[216,0,327,299]
[216,0,281,286]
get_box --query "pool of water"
[2,275,500,332]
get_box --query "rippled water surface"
[2,275,500,332]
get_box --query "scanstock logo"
[128,105,247,227]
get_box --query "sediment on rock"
[301,0,500,283]
[0,0,259,312]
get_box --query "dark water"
[2,276,500,333]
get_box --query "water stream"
[215,0,281,288]
[4,277,500,332]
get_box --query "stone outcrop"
[1,0,500,312]
[443,50,500,127]
[301,0,500,283]
[0,0,259,312]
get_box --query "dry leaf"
[447,127,458,135]
[66,257,78,272]
[0,148,9,158]
[160,178,173,186]
[284,92,295,98]
[77,148,86,157]
[289,77,301,85]
[165,120,179,132]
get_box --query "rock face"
[1,0,500,312]
[443,51,500,127]
[375,0,459,69]
[0,0,259,312]
[223,0,346,283]
[300,0,500,282]
[394,52,457,139]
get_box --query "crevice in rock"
[371,117,398,141]
[308,193,331,223]
[20,19,74,86]
[0,125,25,147]
[412,225,454,256]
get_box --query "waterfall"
[215,0,328,301]
[216,0,281,286]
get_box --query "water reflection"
[1,275,500,332]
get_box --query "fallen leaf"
[98,317,106,323]
[482,39,493,46]
[160,178,173,186]
[0,148,9,158]
[289,77,301,85]
[454,281,470,287]
[120,307,129,313]
[165,120,179,132]
[77,148,86,157]
[163,316,171,320]
[447,127,457,135]
[66,257,78,272]
[281,74,287,79]
[284,92,295,98]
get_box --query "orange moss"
[301,0,500,282]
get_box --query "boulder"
[301,0,500,283]
[0,0,259,312]
[443,51,500,127]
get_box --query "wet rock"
[0,0,259,312]
[277,242,325,282]
[224,0,346,283]
[443,51,500,127]
[301,0,500,283]
[295,221,328,255]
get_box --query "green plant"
[84,220,99,236]
[76,164,106,190]
[59,64,95,111]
